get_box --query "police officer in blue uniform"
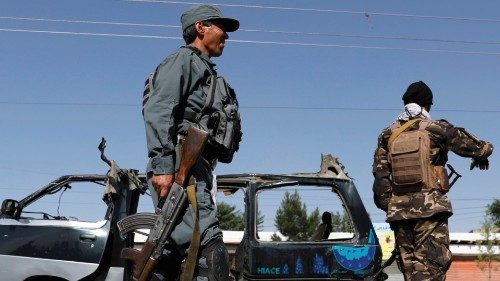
[142,4,241,280]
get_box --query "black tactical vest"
[194,74,242,163]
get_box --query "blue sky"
[1,0,499,232]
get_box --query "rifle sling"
[180,182,201,281]
[387,119,420,151]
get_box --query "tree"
[257,211,265,232]
[486,199,500,228]
[217,202,264,231]
[331,211,352,232]
[274,190,320,241]
[270,233,282,242]
[217,202,245,231]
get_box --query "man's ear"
[194,21,205,35]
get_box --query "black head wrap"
[402,81,433,106]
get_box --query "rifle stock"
[119,126,209,281]
[175,127,209,187]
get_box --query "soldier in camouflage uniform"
[372,81,493,281]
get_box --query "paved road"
[384,263,404,281]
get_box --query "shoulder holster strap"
[182,76,216,123]
[197,75,217,122]
[180,183,200,281]
[388,119,420,151]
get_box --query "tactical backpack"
[388,119,434,193]
[194,75,242,163]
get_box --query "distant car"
[0,154,387,281]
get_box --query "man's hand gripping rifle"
[117,126,209,281]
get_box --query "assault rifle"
[447,164,462,188]
[117,126,209,281]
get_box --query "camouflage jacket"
[372,118,493,222]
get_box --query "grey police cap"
[181,4,240,32]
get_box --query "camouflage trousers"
[391,214,452,281]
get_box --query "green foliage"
[331,211,352,232]
[274,191,320,241]
[486,199,500,228]
[257,211,265,232]
[217,202,264,231]
[475,216,499,279]
[217,202,245,231]
[270,233,282,241]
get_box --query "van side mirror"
[1,199,21,219]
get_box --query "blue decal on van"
[332,230,376,271]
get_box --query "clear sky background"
[1,0,499,233]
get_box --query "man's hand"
[470,158,489,170]
[152,174,175,198]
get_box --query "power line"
[230,38,500,56]
[2,27,500,57]
[0,101,138,107]
[0,166,56,175]
[2,101,500,113]
[0,16,178,28]
[454,198,499,201]
[2,16,500,46]
[0,27,181,40]
[453,206,489,211]
[363,197,497,202]
[242,106,500,113]
[453,211,490,216]
[124,0,500,23]
[241,29,500,46]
